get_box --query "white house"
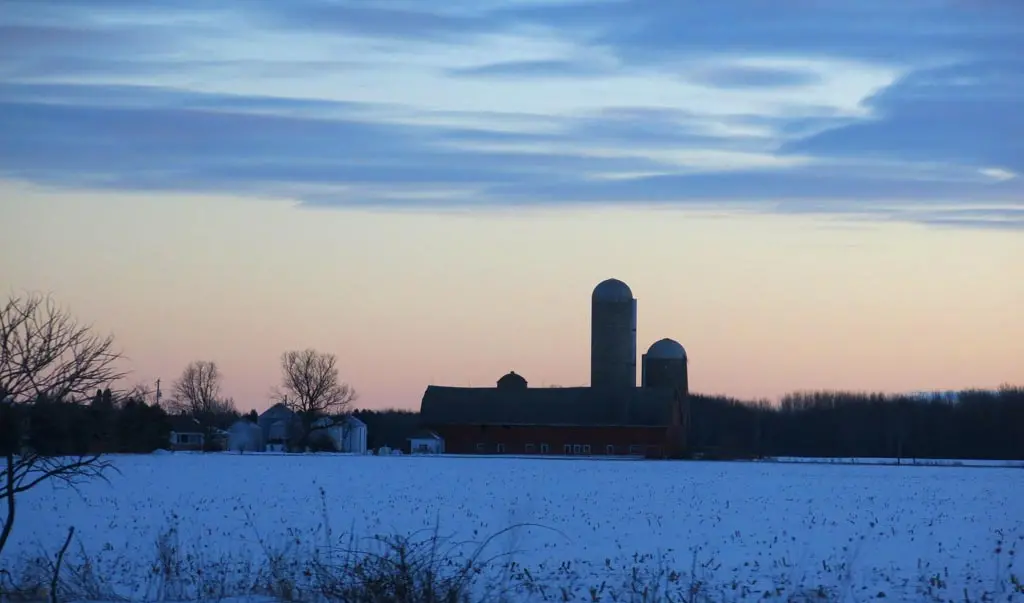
[408,430,444,455]
[168,415,205,451]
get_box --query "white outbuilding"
[408,430,445,455]
[312,415,369,454]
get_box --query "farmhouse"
[417,279,690,458]
[168,415,205,451]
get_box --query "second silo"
[590,278,637,390]
[641,338,688,394]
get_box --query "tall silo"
[590,278,637,390]
[641,338,688,394]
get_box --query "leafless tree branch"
[0,292,122,558]
[168,360,223,416]
[0,293,124,404]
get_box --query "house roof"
[311,415,367,428]
[168,414,203,433]
[409,429,441,440]
[260,402,294,419]
[420,386,677,427]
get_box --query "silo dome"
[497,371,528,390]
[592,278,633,303]
[646,338,687,360]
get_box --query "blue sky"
[1,0,1021,228]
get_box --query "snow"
[6,454,1023,601]
[767,456,1024,468]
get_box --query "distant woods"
[7,387,175,455]
[5,387,1023,460]
[687,387,1024,461]
[351,409,421,451]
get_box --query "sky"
[1,0,1022,411]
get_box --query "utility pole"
[155,378,162,407]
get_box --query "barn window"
[496,443,506,453]
[525,443,535,454]
[582,445,591,455]
[476,443,485,453]
[540,443,549,454]
[606,444,615,455]
[573,444,582,454]
[629,445,642,455]
[563,444,572,454]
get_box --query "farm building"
[420,381,686,457]
[312,415,368,454]
[168,415,205,451]
[417,279,690,458]
[408,430,445,454]
[238,403,368,453]
[258,403,297,452]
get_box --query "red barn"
[418,371,688,458]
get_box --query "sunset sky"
[1,1,1022,411]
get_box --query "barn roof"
[420,386,676,427]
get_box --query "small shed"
[408,430,445,455]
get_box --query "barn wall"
[431,424,673,457]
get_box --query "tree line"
[685,387,1024,461]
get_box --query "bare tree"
[0,293,124,557]
[167,361,237,451]
[168,360,223,417]
[277,348,357,450]
[123,381,160,408]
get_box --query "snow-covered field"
[5,454,1023,601]
[767,456,1024,468]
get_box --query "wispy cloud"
[0,0,1020,227]
[687,65,822,89]
[447,59,612,78]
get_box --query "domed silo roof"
[592,278,633,302]
[497,371,528,389]
[646,338,687,360]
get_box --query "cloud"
[783,60,1024,173]
[688,66,822,89]
[0,0,1021,228]
[2,83,1019,222]
[249,3,490,41]
[448,59,611,78]
[497,1,1024,64]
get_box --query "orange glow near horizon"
[2,181,1022,411]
